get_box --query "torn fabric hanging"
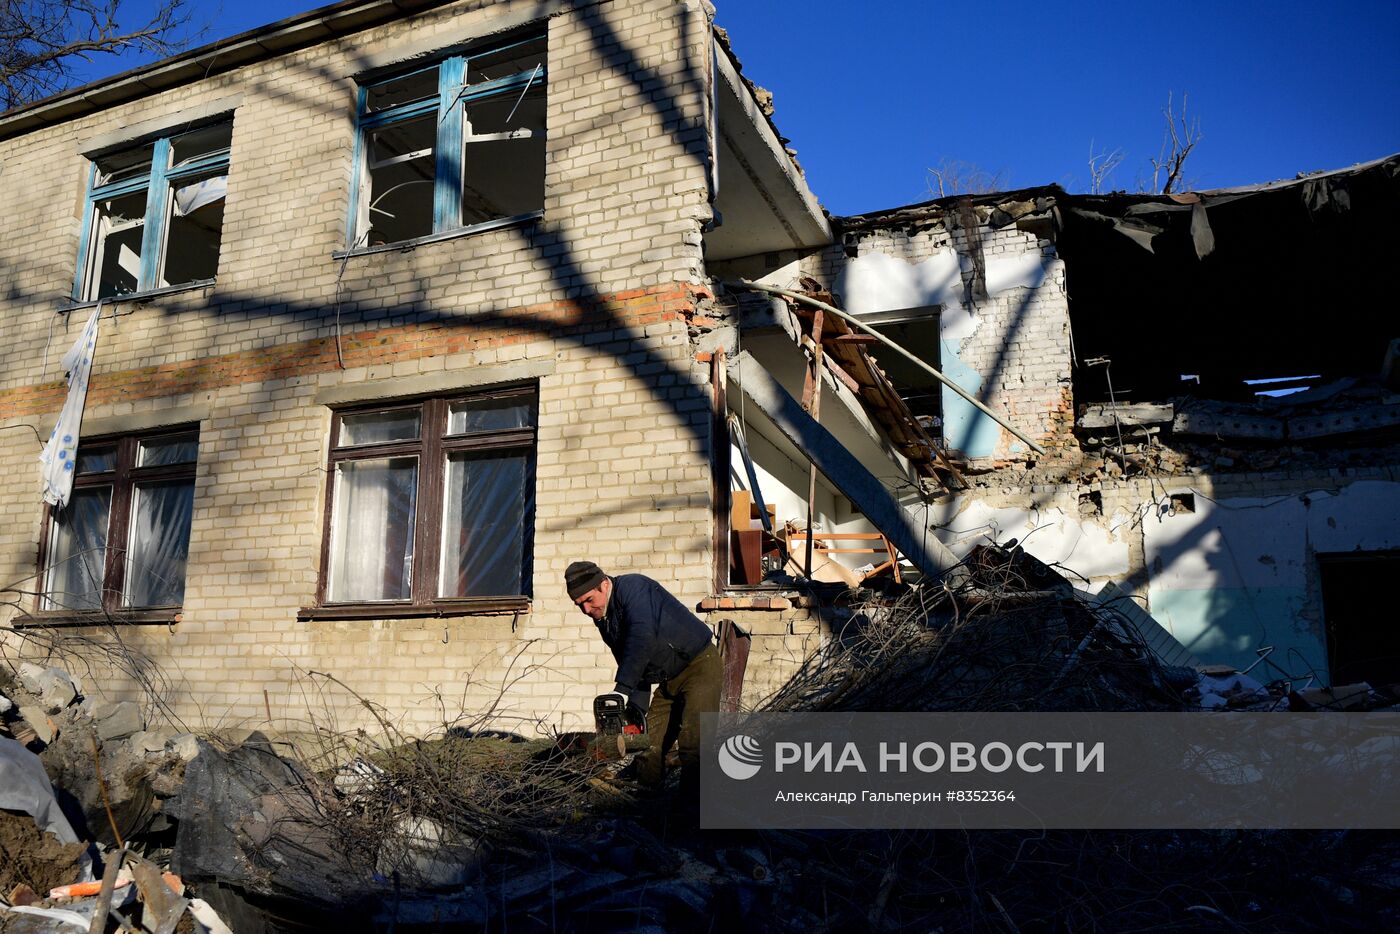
[173,175,227,216]
[39,306,102,507]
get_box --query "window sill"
[16,609,182,628]
[698,595,793,612]
[61,280,215,314]
[299,598,530,621]
[333,211,542,259]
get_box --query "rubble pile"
[4,558,1399,933]
[764,543,1192,714]
[0,663,195,850]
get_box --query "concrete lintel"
[314,359,554,406]
[1173,410,1284,440]
[40,402,212,439]
[79,96,244,156]
[728,351,956,576]
[349,0,572,76]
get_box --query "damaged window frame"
[345,31,547,254]
[308,385,538,619]
[35,426,200,623]
[73,119,233,301]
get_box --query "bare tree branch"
[0,0,193,111]
[1087,139,1125,195]
[926,158,1008,198]
[1149,91,1202,194]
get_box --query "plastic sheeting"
[0,735,81,844]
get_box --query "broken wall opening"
[725,395,900,589]
[1320,551,1400,689]
[862,310,944,431]
[1059,159,1400,406]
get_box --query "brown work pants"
[637,643,721,788]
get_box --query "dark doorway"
[1320,553,1400,688]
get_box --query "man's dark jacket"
[595,574,713,713]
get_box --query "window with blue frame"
[352,33,546,248]
[76,120,232,300]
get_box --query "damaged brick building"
[719,154,1400,691]
[1,0,1396,735]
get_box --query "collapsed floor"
[3,545,1399,933]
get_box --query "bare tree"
[926,158,1008,198]
[1149,91,1202,194]
[0,0,192,111]
[1086,139,1125,195]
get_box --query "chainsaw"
[593,692,643,758]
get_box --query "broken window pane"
[340,409,421,446]
[447,395,534,434]
[440,451,530,597]
[352,37,545,247]
[468,36,546,84]
[365,116,436,244]
[461,89,545,224]
[366,66,439,112]
[124,479,195,607]
[43,487,111,611]
[171,123,233,167]
[91,190,147,298]
[163,172,225,286]
[329,457,418,602]
[80,120,232,300]
[94,143,154,186]
[138,433,199,467]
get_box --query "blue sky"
[69,0,1400,215]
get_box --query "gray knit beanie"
[565,560,607,600]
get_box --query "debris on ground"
[3,549,1399,932]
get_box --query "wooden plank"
[728,351,958,576]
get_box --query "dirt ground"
[0,809,86,896]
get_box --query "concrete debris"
[166,733,200,763]
[1192,669,1281,710]
[18,663,80,713]
[375,816,488,890]
[92,701,145,742]
[16,706,55,744]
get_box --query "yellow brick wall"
[0,0,744,736]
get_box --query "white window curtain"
[329,457,417,601]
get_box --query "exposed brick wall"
[793,214,1074,465]
[0,0,737,735]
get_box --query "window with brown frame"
[39,427,199,615]
[317,387,536,614]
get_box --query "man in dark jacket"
[567,560,719,788]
